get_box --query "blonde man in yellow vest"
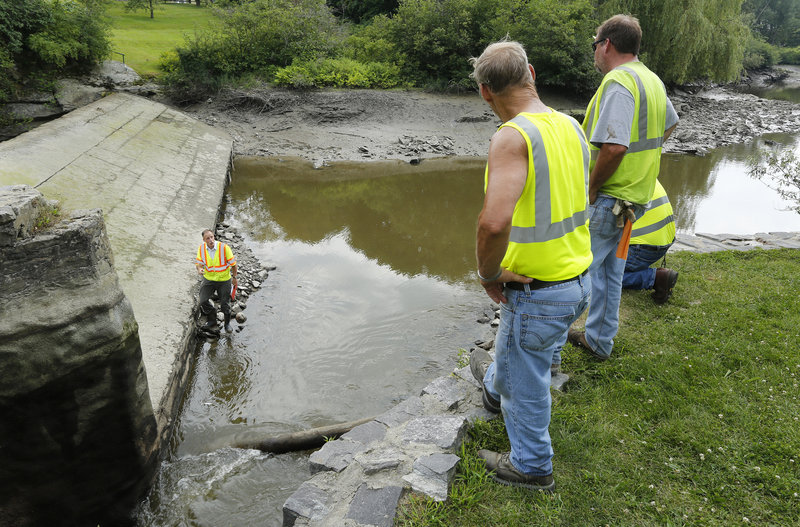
[568,15,679,360]
[468,40,592,492]
[623,180,678,303]
[195,229,238,333]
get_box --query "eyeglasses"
[592,38,608,52]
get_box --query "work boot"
[652,268,679,304]
[567,329,608,361]
[477,450,555,492]
[224,313,234,333]
[469,348,500,413]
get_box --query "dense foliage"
[10,0,800,102]
[161,0,343,100]
[743,0,800,47]
[0,0,110,104]
[598,0,749,83]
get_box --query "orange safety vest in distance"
[196,241,235,281]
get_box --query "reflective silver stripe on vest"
[631,214,674,237]
[587,66,665,161]
[618,65,664,154]
[644,194,669,212]
[506,115,589,244]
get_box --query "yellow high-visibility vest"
[196,241,235,281]
[583,61,669,205]
[486,111,593,281]
[630,180,675,246]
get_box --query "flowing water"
[136,111,800,526]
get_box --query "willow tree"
[597,0,750,84]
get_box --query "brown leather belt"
[505,269,588,291]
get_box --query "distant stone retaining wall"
[0,185,157,526]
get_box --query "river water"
[136,100,800,525]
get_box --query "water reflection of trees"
[659,153,718,233]
[230,158,485,282]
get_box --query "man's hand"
[480,269,533,304]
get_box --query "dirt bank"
[173,67,800,165]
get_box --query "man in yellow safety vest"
[468,39,592,492]
[568,14,679,360]
[623,180,678,303]
[195,229,238,333]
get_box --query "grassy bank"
[398,248,800,526]
[106,3,214,77]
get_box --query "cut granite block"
[421,374,469,410]
[402,453,460,501]
[376,396,425,427]
[341,420,387,445]
[355,447,404,475]
[282,481,330,527]
[345,484,404,527]
[402,415,467,450]
[453,364,481,388]
[309,438,366,474]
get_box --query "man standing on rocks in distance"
[568,14,679,360]
[468,40,592,492]
[195,229,238,333]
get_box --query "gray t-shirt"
[590,82,679,148]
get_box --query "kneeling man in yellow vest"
[195,229,238,333]
[623,180,678,304]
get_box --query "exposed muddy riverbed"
[177,68,800,164]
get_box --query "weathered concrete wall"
[0,92,233,453]
[0,185,157,526]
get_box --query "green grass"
[397,248,800,527]
[106,2,215,77]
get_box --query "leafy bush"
[743,37,780,70]
[28,0,110,69]
[161,0,344,100]
[273,57,403,88]
[383,0,497,91]
[342,15,400,65]
[779,46,800,65]
[488,0,598,92]
[0,0,109,103]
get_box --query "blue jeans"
[483,275,590,476]
[584,195,644,358]
[622,243,672,290]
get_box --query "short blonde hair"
[470,40,532,94]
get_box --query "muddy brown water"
[135,130,800,525]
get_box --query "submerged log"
[233,416,375,454]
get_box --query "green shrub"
[384,0,497,91]
[779,46,800,65]
[273,57,403,88]
[488,0,597,91]
[0,0,109,103]
[161,0,345,100]
[743,37,780,70]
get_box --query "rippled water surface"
[137,132,800,525]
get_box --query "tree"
[489,0,598,91]
[125,0,156,19]
[597,0,750,84]
[743,0,800,47]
